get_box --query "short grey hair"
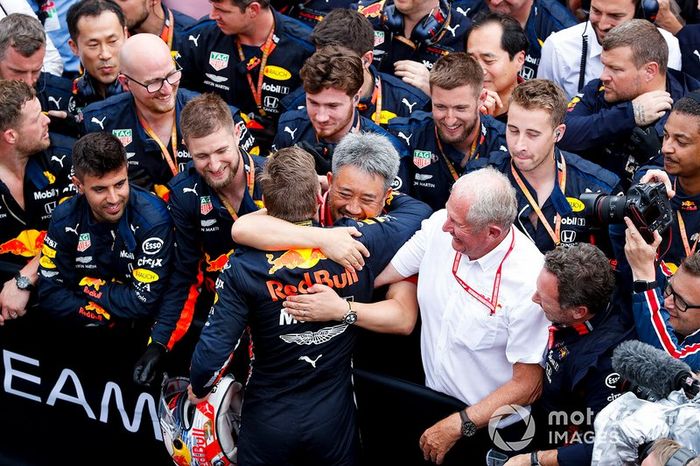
[453,167,517,231]
[0,14,46,60]
[332,132,400,191]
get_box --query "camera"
[580,182,673,242]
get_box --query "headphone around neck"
[381,0,451,47]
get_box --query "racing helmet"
[159,375,243,466]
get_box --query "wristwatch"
[632,279,657,293]
[341,300,357,325]
[14,273,34,292]
[459,409,477,437]
[530,451,541,466]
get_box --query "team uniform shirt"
[0,133,75,283]
[466,149,621,253]
[538,21,682,99]
[271,108,411,191]
[153,3,196,54]
[177,10,314,149]
[281,65,430,127]
[677,25,700,81]
[560,70,700,186]
[634,287,700,371]
[388,111,508,211]
[69,73,125,116]
[80,88,256,196]
[357,0,472,73]
[37,185,173,326]
[391,210,549,406]
[535,308,634,465]
[33,72,82,137]
[453,0,576,79]
[150,152,266,350]
[274,0,356,27]
[189,207,430,465]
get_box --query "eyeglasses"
[663,282,700,313]
[122,66,182,94]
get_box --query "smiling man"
[67,0,128,113]
[81,33,255,195]
[467,79,620,253]
[388,52,508,211]
[272,45,408,187]
[37,131,173,327]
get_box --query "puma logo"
[188,34,200,47]
[183,183,198,196]
[51,154,66,168]
[445,23,460,37]
[397,131,412,145]
[65,224,79,235]
[284,126,298,140]
[48,96,62,108]
[91,116,106,130]
[456,6,470,16]
[695,50,700,61]
[401,98,417,112]
[298,354,322,368]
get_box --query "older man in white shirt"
[537,0,682,98]
[376,167,549,464]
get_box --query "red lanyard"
[434,125,483,182]
[451,228,515,315]
[510,155,567,246]
[236,20,276,118]
[159,8,174,49]
[219,151,256,221]
[673,180,699,257]
[137,111,179,176]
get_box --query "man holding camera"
[559,20,700,188]
[467,79,620,253]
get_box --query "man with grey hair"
[0,13,75,129]
[374,167,549,464]
[559,19,700,187]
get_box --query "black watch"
[14,273,34,291]
[530,451,541,466]
[632,279,657,293]
[459,409,477,437]
[342,300,357,325]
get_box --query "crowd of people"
[1,0,700,465]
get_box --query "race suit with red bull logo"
[280,64,430,127]
[0,133,75,284]
[177,10,314,151]
[271,108,410,192]
[149,153,266,350]
[273,0,355,27]
[190,200,431,466]
[388,110,508,211]
[80,89,256,196]
[37,185,173,325]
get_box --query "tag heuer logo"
[77,233,91,252]
[413,150,433,169]
[112,129,132,147]
[209,52,230,71]
[200,196,213,215]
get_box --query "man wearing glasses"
[625,217,700,371]
[81,33,255,195]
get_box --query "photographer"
[624,216,700,370]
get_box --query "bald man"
[80,33,255,195]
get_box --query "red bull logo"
[681,200,697,211]
[79,301,111,321]
[360,0,385,18]
[266,248,326,274]
[79,276,106,290]
[205,251,232,273]
[266,268,359,302]
[0,229,46,257]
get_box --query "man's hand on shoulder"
[319,227,369,271]
[419,412,462,464]
[631,90,673,126]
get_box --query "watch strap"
[14,273,34,291]
[531,451,540,466]
[632,279,657,293]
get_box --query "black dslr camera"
[580,182,673,243]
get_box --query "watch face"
[16,276,31,290]
[344,312,358,325]
[461,421,477,437]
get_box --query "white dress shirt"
[391,210,549,406]
[537,21,682,99]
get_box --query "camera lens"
[597,195,627,223]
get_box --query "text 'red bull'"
[267,268,359,302]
